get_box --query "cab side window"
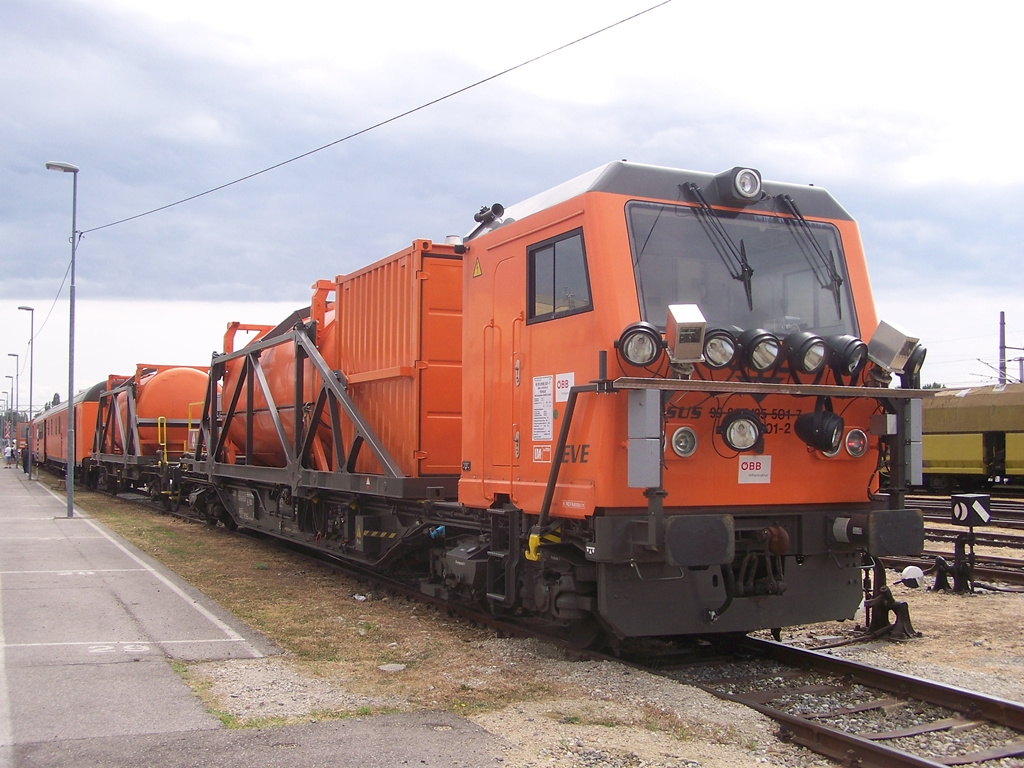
[528,228,592,323]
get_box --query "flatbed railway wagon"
[183,161,927,642]
[86,363,209,503]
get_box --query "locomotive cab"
[461,162,925,638]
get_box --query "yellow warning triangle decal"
[472,258,483,278]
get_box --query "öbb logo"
[740,460,762,471]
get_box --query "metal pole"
[18,307,34,480]
[1000,311,1007,385]
[46,161,79,518]
[67,170,78,518]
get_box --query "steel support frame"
[537,376,929,538]
[194,325,458,500]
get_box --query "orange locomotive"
[185,161,926,641]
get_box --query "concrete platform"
[0,467,502,767]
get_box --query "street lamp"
[18,306,34,479]
[46,160,79,519]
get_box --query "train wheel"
[551,616,606,651]
[218,506,238,532]
[203,504,219,526]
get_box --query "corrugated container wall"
[328,241,463,478]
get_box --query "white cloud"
[5,0,1023,397]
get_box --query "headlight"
[826,335,869,379]
[795,399,844,453]
[784,331,827,375]
[703,328,737,369]
[670,426,698,457]
[616,322,664,367]
[713,167,763,206]
[737,328,781,373]
[719,410,764,452]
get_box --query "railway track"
[908,494,1024,530]
[652,637,1024,767]
[93,483,1024,767]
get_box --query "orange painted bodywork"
[459,189,884,518]
[32,389,100,470]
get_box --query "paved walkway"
[0,466,500,767]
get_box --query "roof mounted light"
[616,322,664,367]
[737,328,782,373]
[719,409,764,452]
[713,167,763,206]
[702,327,738,369]
[826,334,869,380]
[784,331,827,375]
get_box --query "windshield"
[627,201,858,337]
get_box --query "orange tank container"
[112,365,209,458]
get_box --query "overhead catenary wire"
[80,1,673,236]
[23,1,672,387]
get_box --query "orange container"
[326,240,463,477]
[223,240,463,478]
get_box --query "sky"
[2,0,1023,415]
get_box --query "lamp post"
[18,306,34,479]
[46,160,79,518]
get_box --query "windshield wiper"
[778,194,844,318]
[684,183,754,311]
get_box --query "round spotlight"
[670,426,698,457]
[845,428,868,457]
[795,407,844,453]
[719,410,764,452]
[616,322,664,367]
[784,331,827,375]
[826,335,869,379]
[733,168,762,200]
[714,167,763,206]
[703,328,738,369]
[737,328,782,373]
